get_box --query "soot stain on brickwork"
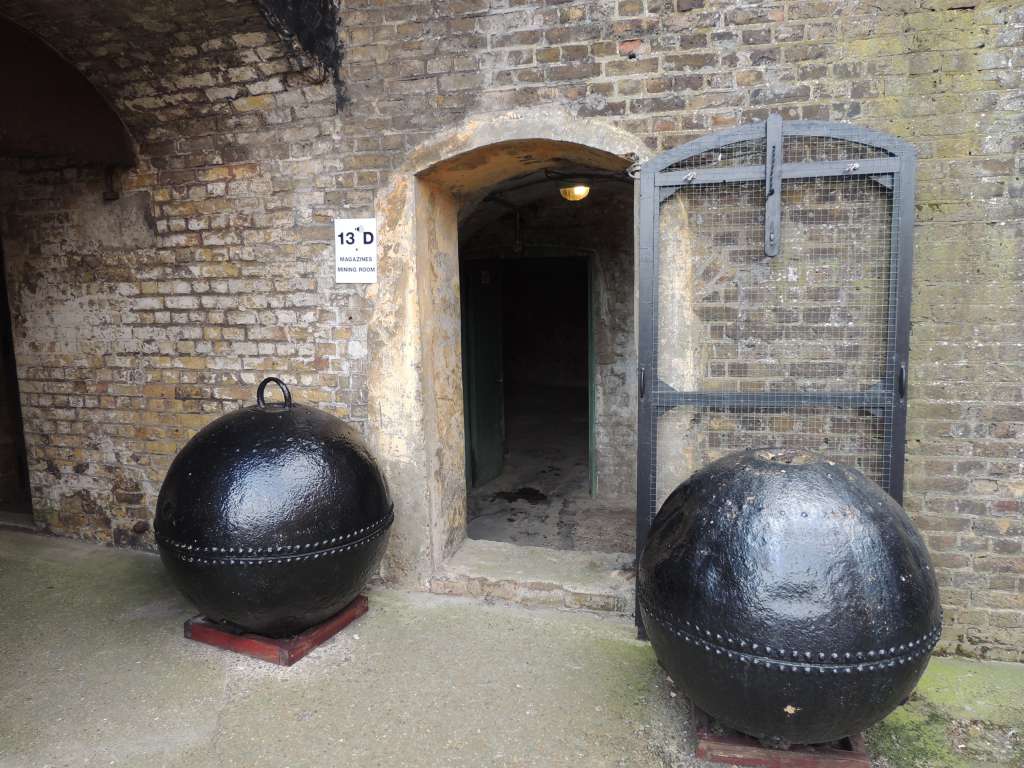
[256,0,345,105]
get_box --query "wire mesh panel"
[783,134,892,164]
[637,116,915,559]
[654,180,764,502]
[666,137,767,172]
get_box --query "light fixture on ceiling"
[559,180,591,202]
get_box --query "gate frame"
[635,115,917,565]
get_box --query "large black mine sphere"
[638,449,941,745]
[154,377,392,637]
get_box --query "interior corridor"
[463,256,633,555]
[466,384,634,554]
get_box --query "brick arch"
[0,17,135,166]
[0,0,324,141]
[367,108,648,586]
[0,0,340,543]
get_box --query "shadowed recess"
[0,16,134,165]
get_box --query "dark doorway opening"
[501,257,590,507]
[0,237,32,521]
[462,255,592,550]
[458,164,635,555]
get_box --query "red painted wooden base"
[183,594,369,666]
[693,707,870,768]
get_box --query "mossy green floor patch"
[917,657,1024,727]
[867,657,1024,767]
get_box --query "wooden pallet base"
[694,707,870,768]
[183,594,368,666]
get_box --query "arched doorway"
[367,111,649,586]
[457,154,635,553]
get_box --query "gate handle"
[257,377,292,408]
[898,364,907,399]
[639,366,646,399]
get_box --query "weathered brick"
[0,0,1019,661]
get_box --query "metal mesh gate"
[636,115,916,555]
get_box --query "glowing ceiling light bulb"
[559,182,591,202]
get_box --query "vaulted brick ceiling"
[0,0,281,140]
[0,16,135,164]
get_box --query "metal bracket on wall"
[102,165,121,201]
[103,166,120,202]
[763,113,782,257]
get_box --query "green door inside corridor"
[461,259,505,487]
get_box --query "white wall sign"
[334,218,377,284]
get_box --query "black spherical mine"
[638,448,941,745]
[154,377,392,637]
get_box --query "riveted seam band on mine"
[154,511,393,565]
[155,525,389,566]
[637,590,942,673]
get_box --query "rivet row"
[155,512,393,555]
[160,526,388,566]
[638,591,942,669]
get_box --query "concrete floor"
[4,529,1022,768]
[468,387,634,555]
[0,529,701,768]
